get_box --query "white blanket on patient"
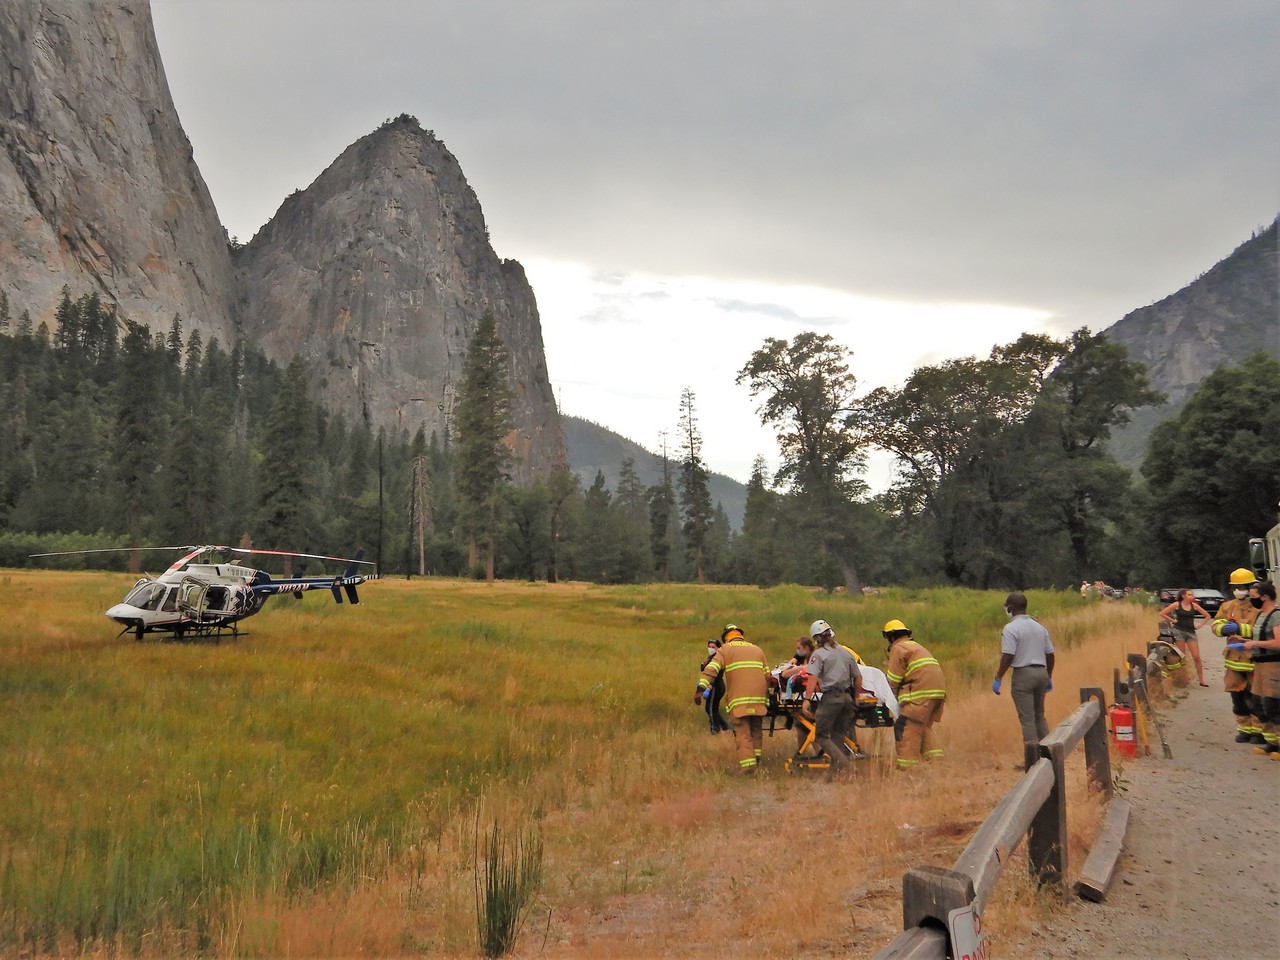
[857,665,900,719]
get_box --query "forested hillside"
[5,288,1274,589]
[562,415,747,528]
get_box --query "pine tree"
[257,357,317,563]
[113,321,164,547]
[648,444,676,582]
[676,388,713,583]
[453,313,514,581]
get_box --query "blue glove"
[1226,642,1247,650]
[991,678,1002,695]
[1046,678,1053,693]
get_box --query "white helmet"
[809,619,835,642]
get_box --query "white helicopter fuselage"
[104,563,263,635]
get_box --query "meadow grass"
[0,571,1157,956]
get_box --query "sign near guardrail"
[947,904,989,960]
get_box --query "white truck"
[1249,512,1280,584]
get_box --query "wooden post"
[1029,738,1068,884]
[1075,797,1131,902]
[902,864,975,933]
[1079,687,1112,798]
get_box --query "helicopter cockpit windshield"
[122,581,166,611]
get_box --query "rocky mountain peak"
[1103,217,1279,463]
[0,0,237,344]
[236,114,564,479]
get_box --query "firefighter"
[1240,580,1280,759]
[1215,568,1263,744]
[696,624,769,773]
[882,620,946,770]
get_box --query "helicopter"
[29,544,376,641]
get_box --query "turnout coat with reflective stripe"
[699,640,769,718]
[883,638,946,704]
[1217,598,1258,673]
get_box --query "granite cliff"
[0,2,564,478]
[235,116,564,479]
[1104,218,1279,464]
[0,0,236,344]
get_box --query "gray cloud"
[153,0,1279,335]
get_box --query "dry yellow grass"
[1,571,1155,958]
[236,603,1148,959]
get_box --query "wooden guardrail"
[872,687,1122,959]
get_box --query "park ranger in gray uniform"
[991,592,1056,746]
[804,618,863,775]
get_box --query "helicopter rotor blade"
[29,545,199,559]
[222,547,376,566]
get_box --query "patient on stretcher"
[768,651,900,759]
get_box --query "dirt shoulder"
[1028,652,1280,960]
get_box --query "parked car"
[1190,588,1226,616]
[1158,587,1180,605]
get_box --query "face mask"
[707,646,717,656]
[1234,589,1249,599]
[1250,597,1264,609]
[794,651,808,662]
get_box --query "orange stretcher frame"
[765,678,896,773]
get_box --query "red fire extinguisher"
[1110,703,1137,759]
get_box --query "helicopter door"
[160,587,181,613]
[203,586,232,615]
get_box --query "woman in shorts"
[1160,588,1212,686]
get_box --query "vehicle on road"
[1249,513,1280,584]
[1189,588,1226,616]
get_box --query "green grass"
[0,572,1095,954]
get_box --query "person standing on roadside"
[1160,588,1213,686]
[1240,581,1280,759]
[1214,569,1263,743]
[695,624,769,773]
[803,619,861,777]
[992,592,1055,748]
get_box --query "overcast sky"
[151,0,1279,486]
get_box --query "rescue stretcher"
[765,665,899,773]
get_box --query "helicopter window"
[160,588,181,612]
[124,582,165,610]
[205,587,230,611]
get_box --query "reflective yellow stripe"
[724,695,769,709]
[896,758,919,768]
[739,757,758,768]
[904,657,939,677]
[885,670,904,683]
[723,660,766,672]
[704,662,722,675]
[697,679,711,689]
[1225,659,1254,672]
[923,749,944,759]
[898,689,946,703]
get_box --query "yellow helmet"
[1229,568,1256,586]
[720,623,744,642]
[882,619,910,640]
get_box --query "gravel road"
[1029,649,1280,960]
